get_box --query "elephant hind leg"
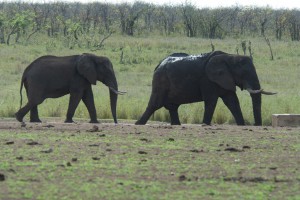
[16,101,40,122]
[165,104,180,125]
[16,86,44,122]
[135,93,164,125]
[30,106,41,122]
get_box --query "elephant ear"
[205,54,236,92]
[76,54,97,85]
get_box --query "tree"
[0,12,5,43]
[288,10,300,41]
[155,5,179,35]
[6,10,35,45]
[118,2,145,36]
[274,10,288,40]
[181,3,198,37]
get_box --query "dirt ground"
[0,118,299,199]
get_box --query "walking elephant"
[136,51,275,126]
[15,53,125,123]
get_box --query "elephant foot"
[201,122,211,126]
[89,119,100,124]
[64,119,75,123]
[135,120,146,125]
[15,112,23,122]
[30,119,42,123]
[170,122,181,125]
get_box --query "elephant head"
[206,54,276,125]
[76,53,125,123]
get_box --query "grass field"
[0,35,299,199]
[0,35,300,124]
[0,122,299,199]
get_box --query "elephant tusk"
[247,88,263,94]
[247,88,277,95]
[109,87,127,95]
[261,90,277,95]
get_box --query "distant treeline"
[0,1,299,45]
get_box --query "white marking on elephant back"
[160,54,205,66]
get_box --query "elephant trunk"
[109,88,118,124]
[244,74,262,126]
[106,76,119,124]
[251,93,262,126]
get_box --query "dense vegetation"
[0,2,299,125]
[0,1,300,45]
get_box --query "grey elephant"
[15,53,125,123]
[136,51,275,126]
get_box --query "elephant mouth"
[247,88,277,95]
[109,87,127,95]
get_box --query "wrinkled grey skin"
[136,51,275,126]
[15,53,123,123]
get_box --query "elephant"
[15,53,125,123]
[136,51,276,126]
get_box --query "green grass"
[0,34,300,125]
[0,125,299,199]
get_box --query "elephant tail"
[19,77,24,109]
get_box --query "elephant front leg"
[169,110,181,125]
[202,98,218,125]
[221,93,245,125]
[82,87,99,123]
[65,92,83,123]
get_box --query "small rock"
[16,156,23,160]
[41,148,53,153]
[89,144,100,147]
[140,138,149,142]
[190,149,200,153]
[88,125,99,132]
[242,145,251,149]
[224,147,243,152]
[27,141,40,145]
[179,175,187,181]
[43,124,54,128]
[0,173,5,181]
[5,141,14,145]
[138,151,147,154]
[8,169,16,173]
